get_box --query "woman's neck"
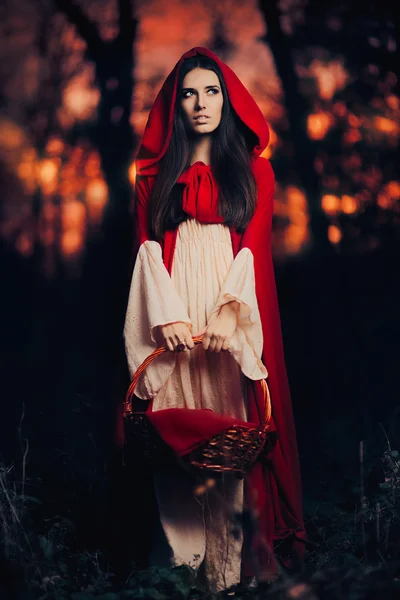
[190,134,213,165]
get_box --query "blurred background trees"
[1,0,398,274]
[0,0,398,559]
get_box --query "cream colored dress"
[123,217,268,591]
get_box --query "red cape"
[120,46,306,575]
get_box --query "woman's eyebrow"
[181,85,221,91]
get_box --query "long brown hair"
[148,55,258,240]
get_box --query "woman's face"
[180,67,224,135]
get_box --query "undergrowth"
[1,432,400,599]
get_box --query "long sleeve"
[123,174,193,399]
[123,240,193,399]
[207,247,268,381]
[205,157,275,382]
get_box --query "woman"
[121,47,305,592]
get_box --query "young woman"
[121,46,305,592]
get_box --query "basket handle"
[123,334,271,424]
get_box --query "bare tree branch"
[117,0,137,46]
[54,0,102,60]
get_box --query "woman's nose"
[196,96,206,110]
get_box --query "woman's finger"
[202,333,211,350]
[185,332,195,350]
[208,335,217,352]
[214,337,225,353]
[222,337,231,351]
[173,334,187,352]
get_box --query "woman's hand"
[154,321,195,353]
[202,301,240,353]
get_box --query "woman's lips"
[194,116,210,123]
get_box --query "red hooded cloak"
[121,46,306,575]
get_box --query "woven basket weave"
[123,334,274,476]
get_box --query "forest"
[0,0,399,598]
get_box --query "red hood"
[135,46,270,176]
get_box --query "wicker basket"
[123,335,274,476]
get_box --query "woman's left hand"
[201,300,240,353]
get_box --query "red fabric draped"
[177,161,223,223]
[146,405,274,456]
[118,46,306,575]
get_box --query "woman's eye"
[182,88,219,98]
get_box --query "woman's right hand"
[154,322,195,352]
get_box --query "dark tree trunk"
[54,0,137,392]
[53,0,138,550]
[258,0,332,256]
